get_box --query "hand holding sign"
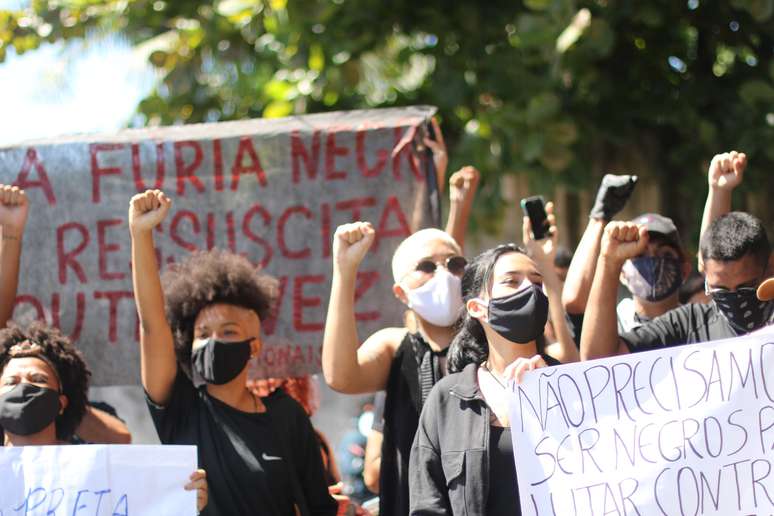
[128,189,172,235]
[708,150,746,191]
[184,469,208,513]
[504,354,548,384]
[0,184,29,234]
[600,221,648,266]
[333,222,375,273]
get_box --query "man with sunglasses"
[581,211,772,359]
[322,222,467,516]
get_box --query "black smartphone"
[520,196,549,240]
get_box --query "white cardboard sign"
[509,326,774,516]
[0,445,196,515]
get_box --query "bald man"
[323,224,466,516]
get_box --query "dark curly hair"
[447,243,545,373]
[0,321,91,441]
[162,249,277,378]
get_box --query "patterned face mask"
[622,256,683,302]
[708,283,774,333]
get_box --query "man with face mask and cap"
[581,211,773,359]
[616,213,692,333]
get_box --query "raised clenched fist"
[589,174,638,221]
[708,151,746,191]
[128,189,172,234]
[449,166,481,205]
[600,221,649,265]
[0,184,29,234]
[332,222,375,273]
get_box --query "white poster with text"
[510,326,774,516]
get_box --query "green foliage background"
[2,0,773,244]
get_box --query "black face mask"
[0,383,61,436]
[485,283,549,344]
[712,288,774,334]
[191,338,253,385]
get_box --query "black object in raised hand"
[589,174,638,221]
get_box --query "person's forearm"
[562,218,605,314]
[131,229,177,402]
[444,199,472,251]
[0,228,23,328]
[321,269,363,393]
[698,188,732,271]
[580,257,624,360]
[75,406,132,444]
[363,430,383,493]
[543,272,579,363]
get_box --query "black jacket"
[409,358,558,515]
[409,362,491,515]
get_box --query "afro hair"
[0,321,91,441]
[161,249,277,377]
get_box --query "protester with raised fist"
[562,175,693,342]
[444,166,480,250]
[581,211,773,360]
[129,189,336,516]
[699,150,747,271]
[562,174,638,337]
[322,221,463,516]
[320,142,479,516]
[408,212,573,513]
[0,185,28,329]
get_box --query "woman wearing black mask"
[129,190,336,516]
[0,322,208,510]
[409,210,575,515]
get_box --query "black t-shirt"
[621,302,740,352]
[146,372,336,516]
[487,426,520,516]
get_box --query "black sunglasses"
[414,256,468,276]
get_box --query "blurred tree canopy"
[2,0,773,241]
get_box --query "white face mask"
[404,268,463,327]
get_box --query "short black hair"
[0,321,90,441]
[162,249,277,378]
[700,212,770,269]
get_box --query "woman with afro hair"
[129,190,336,516]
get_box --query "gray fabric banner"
[0,106,439,385]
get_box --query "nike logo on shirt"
[262,453,283,461]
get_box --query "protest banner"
[0,445,196,515]
[509,325,774,516]
[0,106,439,385]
